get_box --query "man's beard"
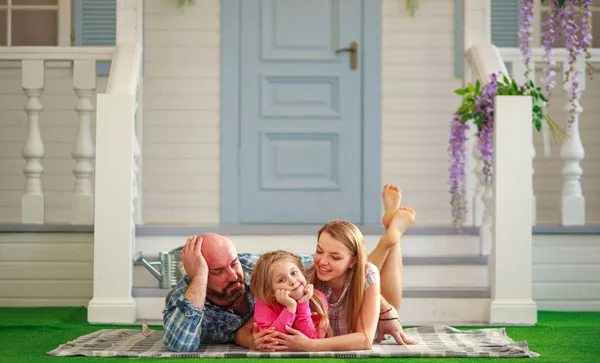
[207,276,245,303]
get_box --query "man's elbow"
[163,334,199,352]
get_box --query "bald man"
[162,233,312,351]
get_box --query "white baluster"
[71,60,96,224]
[21,60,45,224]
[475,143,492,256]
[560,60,586,226]
[472,144,484,227]
[132,80,142,225]
[532,144,537,226]
[463,64,478,227]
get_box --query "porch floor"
[1,307,599,362]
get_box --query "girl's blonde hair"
[250,250,332,337]
[313,220,367,334]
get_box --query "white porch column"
[87,94,137,324]
[509,60,537,226]
[21,60,45,224]
[560,60,586,226]
[489,96,537,325]
[71,60,96,225]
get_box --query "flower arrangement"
[522,0,593,124]
[448,74,567,227]
[448,0,590,228]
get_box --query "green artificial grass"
[0,308,599,362]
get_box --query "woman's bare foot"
[383,206,416,249]
[381,184,402,229]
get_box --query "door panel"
[239,0,363,224]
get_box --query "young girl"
[250,250,332,339]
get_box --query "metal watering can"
[134,247,185,289]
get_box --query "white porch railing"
[499,47,600,227]
[0,47,114,225]
[87,42,143,324]
[465,46,600,256]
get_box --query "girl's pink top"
[254,289,328,339]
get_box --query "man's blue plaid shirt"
[162,252,314,352]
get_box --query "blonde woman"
[249,185,416,351]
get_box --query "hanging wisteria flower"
[449,74,567,228]
[541,0,559,99]
[448,114,469,227]
[539,0,592,125]
[472,74,498,184]
[519,0,535,83]
[581,0,593,79]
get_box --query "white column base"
[490,298,537,325]
[87,297,137,324]
[71,196,94,225]
[22,194,44,224]
[561,196,585,226]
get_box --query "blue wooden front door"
[238,0,363,224]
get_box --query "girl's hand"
[297,284,313,303]
[271,326,316,351]
[275,289,297,312]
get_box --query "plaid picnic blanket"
[47,324,539,358]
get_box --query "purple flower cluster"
[448,113,470,227]
[448,75,499,227]
[473,74,498,184]
[541,0,559,98]
[538,0,593,125]
[519,0,534,82]
[581,0,593,79]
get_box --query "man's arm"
[163,235,210,352]
[162,281,206,352]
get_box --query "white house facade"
[0,0,598,324]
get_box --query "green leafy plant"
[454,73,566,140]
[177,0,195,9]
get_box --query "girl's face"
[270,259,307,300]
[314,232,355,283]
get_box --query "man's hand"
[297,284,313,303]
[275,289,297,313]
[182,235,208,280]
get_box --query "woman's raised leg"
[367,185,415,310]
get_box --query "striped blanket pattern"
[47,324,539,358]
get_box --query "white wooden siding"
[381,0,464,224]
[141,0,221,225]
[0,233,93,306]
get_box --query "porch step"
[134,255,489,289]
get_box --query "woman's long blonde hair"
[313,220,367,334]
[249,250,332,337]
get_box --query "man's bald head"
[199,233,237,268]
[197,233,245,305]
